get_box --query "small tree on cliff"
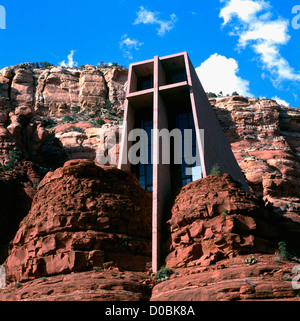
[206,92,217,98]
[209,163,223,176]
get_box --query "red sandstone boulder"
[165,174,300,268]
[4,159,152,282]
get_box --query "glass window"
[192,166,202,181]
[166,68,187,85]
[146,165,153,186]
[179,118,188,132]
[188,112,194,124]
[137,75,153,91]
[139,164,145,176]
[132,118,153,192]
[174,111,202,187]
[147,186,153,192]
[139,176,146,189]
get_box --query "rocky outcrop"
[5,107,49,161]
[165,173,300,269]
[211,96,300,220]
[0,162,41,264]
[103,68,127,111]
[151,254,300,301]
[0,64,125,165]
[0,64,126,116]
[4,159,152,282]
[0,269,152,301]
[1,162,300,301]
[151,173,300,301]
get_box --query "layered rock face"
[211,96,300,219]
[0,64,126,116]
[0,64,125,164]
[4,159,152,283]
[0,97,50,163]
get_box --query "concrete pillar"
[152,56,172,273]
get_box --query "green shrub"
[94,118,105,127]
[62,126,85,134]
[222,208,228,215]
[62,115,74,123]
[32,179,40,188]
[108,109,117,116]
[209,163,222,176]
[98,61,124,69]
[43,118,57,129]
[2,150,23,172]
[243,255,257,265]
[72,106,81,113]
[93,266,102,272]
[207,92,217,98]
[104,99,112,110]
[277,242,293,261]
[121,236,129,248]
[154,267,174,283]
[39,61,54,69]
[72,126,85,133]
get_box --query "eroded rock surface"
[3,159,152,282]
[166,173,300,268]
[0,269,152,301]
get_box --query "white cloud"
[238,19,290,47]
[134,6,177,36]
[59,50,78,68]
[272,96,290,107]
[196,53,253,97]
[120,34,143,59]
[219,0,300,84]
[220,0,269,25]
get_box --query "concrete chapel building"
[118,52,249,272]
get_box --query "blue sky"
[0,0,299,107]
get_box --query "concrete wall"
[185,53,249,192]
[118,100,135,171]
[152,56,172,272]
